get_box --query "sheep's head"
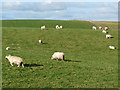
[5,55,11,59]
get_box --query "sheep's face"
[5,55,11,59]
[51,55,54,59]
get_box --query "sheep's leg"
[17,63,20,67]
[62,56,64,61]
[22,63,24,68]
[10,63,13,66]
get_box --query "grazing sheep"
[5,55,24,67]
[41,25,46,30]
[102,30,108,34]
[39,40,43,44]
[6,47,10,50]
[105,26,109,30]
[99,26,102,30]
[60,25,63,29]
[92,26,97,30]
[106,34,112,38]
[56,25,61,29]
[51,52,64,61]
[109,46,116,50]
[56,25,59,29]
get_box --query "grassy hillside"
[2,20,92,29]
[2,20,118,88]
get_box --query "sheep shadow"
[24,64,43,67]
[42,42,48,44]
[64,60,81,63]
[7,48,16,50]
[39,43,48,45]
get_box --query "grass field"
[2,20,118,88]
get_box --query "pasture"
[2,20,118,88]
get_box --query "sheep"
[105,26,109,30]
[56,25,59,29]
[6,47,11,50]
[92,26,97,30]
[102,30,108,34]
[56,25,61,29]
[99,26,102,30]
[51,52,64,61]
[5,55,24,67]
[60,25,63,29]
[109,46,116,50]
[39,40,43,44]
[106,34,113,39]
[41,25,46,30]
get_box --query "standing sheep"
[56,25,59,29]
[51,52,64,61]
[41,25,46,30]
[39,40,43,44]
[60,26,63,29]
[106,34,113,39]
[99,26,102,30]
[6,47,11,50]
[92,26,97,30]
[105,26,109,30]
[5,55,24,67]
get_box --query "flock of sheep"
[41,25,63,30]
[92,25,116,50]
[5,24,64,68]
[5,24,116,68]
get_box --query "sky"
[0,0,119,21]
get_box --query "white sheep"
[105,26,109,30]
[60,26,63,29]
[99,26,102,30]
[102,30,108,34]
[41,25,46,30]
[109,46,116,50]
[56,25,61,29]
[106,34,112,39]
[51,52,64,61]
[56,25,59,29]
[6,47,11,50]
[39,40,43,44]
[92,26,97,30]
[5,55,24,67]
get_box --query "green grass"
[2,20,118,88]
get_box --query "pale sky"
[1,0,119,21]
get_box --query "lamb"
[99,26,102,30]
[102,30,108,34]
[56,25,61,29]
[109,46,116,50]
[39,40,43,44]
[56,25,59,29]
[56,25,63,29]
[41,25,46,30]
[106,34,113,38]
[105,26,109,30]
[92,26,97,30]
[5,55,24,67]
[51,52,64,61]
[6,47,11,50]
[60,25,63,29]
